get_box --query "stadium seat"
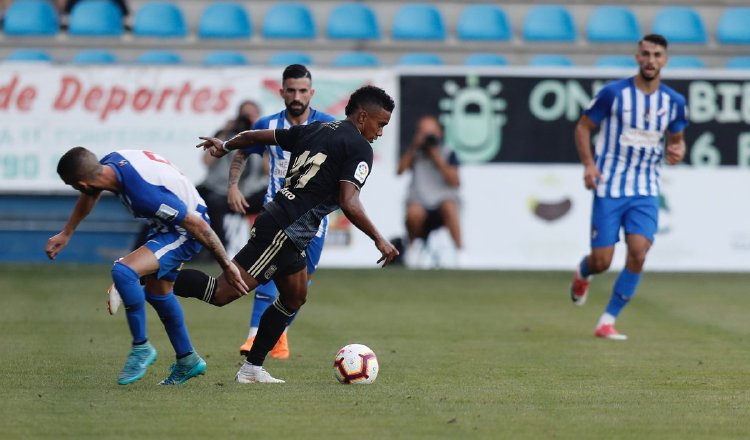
[203,51,248,65]
[133,3,187,38]
[5,49,53,62]
[464,53,508,66]
[726,57,750,69]
[587,6,640,43]
[523,6,576,42]
[333,52,380,67]
[268,52,313,66]
[392,4,445,41]
[2,0,59,36]
[594,55,637,68]
[68,0,124,37]
[529,54,573,67]
[262,3,316,39]
[717,8,750,45]
[137,50,182,64]
[666,56,705,69]
[327,3,380,40]
[198,3,252,39]
[72,49,117,64]
[457,5,511,41]
[652,7,707,44]
[398,53,443,66]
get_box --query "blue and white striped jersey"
[585,77,688,198]
[101,150,208,234]
[241,108,336,236]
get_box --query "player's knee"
[589,255,612,272]
[111,261,139,286]
[627,251,647,270]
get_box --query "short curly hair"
[345,85,395,116]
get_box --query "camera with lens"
[420,134,440,150]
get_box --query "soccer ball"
[333,343,378,384]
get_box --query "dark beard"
[286,102,308,118]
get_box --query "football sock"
[247,298,297,366]
[111,261,147,345]
[146,291,193,358]
[605,268,641,318]
[579,257,592,278]
[173,269,217,305]
[598,312,616,327]
[250,283,276,328]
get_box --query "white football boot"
[235,361,285,383]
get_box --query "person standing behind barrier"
[569,34,687,340]
[397,115,462,268]
[227,65,336,360]
[197,100,267,256]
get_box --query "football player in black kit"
[173,85,399,383]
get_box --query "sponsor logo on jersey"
[156,204,179,222]
[354,162,369,184]
[264,264,277,280]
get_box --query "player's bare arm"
[227,150,250,214]
[196,130,279,158]
[575,115,602,190]
[665,131,686,165]
[45,191,102,259]
[338,181,399,267]
[181,213,249,295]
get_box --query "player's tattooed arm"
[181,213,249,294]
[227,151,250,214]
[45,191,102,259]
[339,182,399,267]
[196,130,278,157]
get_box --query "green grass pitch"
[1,264,749,439]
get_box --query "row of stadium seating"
[6,47,750,69]
[2,0,749,45]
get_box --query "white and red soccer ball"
[333,343,378,384]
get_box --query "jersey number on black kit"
[286,151,329,190]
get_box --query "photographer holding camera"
[397,115,462,268]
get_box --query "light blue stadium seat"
[268,52,313,66]
[587,6,640,43]
[68,0,124,37]
[465,53,508,66]
[530,54,573,67]
[726,57,750,69]
[333,52,379,67]
[5,49,53,62]
[717,8,750,45]
[204,51,248,65]
[652,7,706,44]
[595,55,637,68]
[523,6,576,42]
[327,3,380,40]
[666,56,705,69]
[457,5,511,41]
[3,0,59,36]
[198,3,251,39]
[262,3,315,39]
[133,3,187,38]
[137,50,182,64]
[392,4,445,41]
[398,53,443,66]
[72,49,117,64]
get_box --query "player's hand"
[375,238,399,267]
[583,164,601,190]
[196,136,229,158]
[45,232,71,260]
[665,142,685,165]
[223,263,249,296]
[227,185,250,214]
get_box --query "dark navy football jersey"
[263,120,373,250]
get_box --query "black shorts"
[234,212,306,284]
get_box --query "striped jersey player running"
[570,34,688,340]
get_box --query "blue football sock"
[251,282,276,328]
[579,257,591,278]
[146,291,193,358]
[111,262,147,345]
[605,268,641,318]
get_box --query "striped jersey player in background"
[569,34,688,340]
[227,64,335,359]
